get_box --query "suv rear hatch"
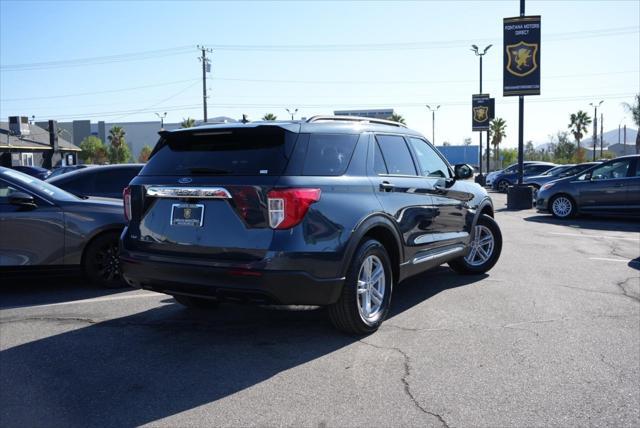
[124,124,300,264]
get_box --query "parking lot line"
[547,232,639,241]
[589,257,640,264]
[1,292,161,311]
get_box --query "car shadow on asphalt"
[0,273,133,310]
[0,266,485,427]
[523,214,640,233]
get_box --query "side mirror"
[454,163,474,180]
[8,192,36,208]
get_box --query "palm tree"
[568,110,592,152]
[387,113,406,124]
[107,126,125,148]
[262,113,277,121]
[489,118,507,162]
[622,93,640,154]
[181,117,196,128]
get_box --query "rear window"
[302,134,358,176]
[141,126,297,176]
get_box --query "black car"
[47,164,91,179]
[0,167,126,288]
[120,116,502,334]
[536,155,640,218]
[47,164,143,199]
[10,165,51,180]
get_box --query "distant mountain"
[535,128,637,150]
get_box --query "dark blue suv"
[491,162,556,192]
[120,116,502,334]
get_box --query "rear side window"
[375,135,417,176]
[141,126,297,176]
[302,134,358,176]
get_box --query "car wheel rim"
[498,181,508,192]
[552,197,572,217]
[96,243,121,282]
[465,225,495,267]
[357,255,386,323]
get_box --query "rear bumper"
[120,252,344,305]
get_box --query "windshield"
[2,168,80,202]
[559,164,591,178]
[541,165,570,176]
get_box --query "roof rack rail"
[306,115,407,128]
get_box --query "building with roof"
[0,116,81,168]
[333,109,394,120]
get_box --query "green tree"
[489,118,507,162]
[262,113,277,121]
[622,93,640,154]
[553,131,576,163]
[524,140,536,160]
[387,113,406,124]
[138,145,153,163]
[106,126,131,164]
[568,110,592,161]
[181,117,196,128]
[442,141,451,146]
[79,136,108,164]
[107,126,126,148]
[500,148,518,166]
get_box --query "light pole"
[286,108,298,120]
[470,44,492,181]
[589,100,603,161]
[155,112,167,130]
[426,104,440,145]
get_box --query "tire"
[83,231,126,288]
[173,295,220,310]
[449,214,502,275]
[549,194,576,219]
[328,239,393,335]
[497,179,510,193]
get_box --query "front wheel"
[497,179,510,193]
[550,194,576,219]
[449,214,502,275]
[328,239,393,335]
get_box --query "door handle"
[380,181,395,192]
[434,184,447,193]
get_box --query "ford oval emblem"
[178,177,192,184]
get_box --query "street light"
[155,112,167,130]
[426,104,440,145]
[588,100,603,161]
[470,44,492,181]
[286,108,298,120]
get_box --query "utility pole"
[624,124,627,155]
[600,113,603,158]
[197,45,213,123]
[426,104,440,145]
[589,100,603,161]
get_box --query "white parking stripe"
[589,257,639,264]
[548,232,639,241]
[1,292,161,311]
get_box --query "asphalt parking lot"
[1,192,639,428]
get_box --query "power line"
[1,26,636,71]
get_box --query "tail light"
[123,186,132,221]
[267,188,321,229]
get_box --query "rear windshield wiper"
[185,167,232,175]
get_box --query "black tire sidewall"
[83,232,125,288]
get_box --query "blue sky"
[1,0,638,147]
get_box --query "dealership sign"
[472,94,494,131]
[503,15,541,96]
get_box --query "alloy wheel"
[465,225,495,267]
[96,242,121,282]
[356,255,386,323]
[552,196,573,218]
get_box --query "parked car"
[10,165,51,180]
[0,167,126,287]
[524,162,602,190]
[485,161,542,187]
[47,164,143,199]
[47,164,92,179]
[120,116,503,334]
[491,162,557,192]
[536,155,640,219]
